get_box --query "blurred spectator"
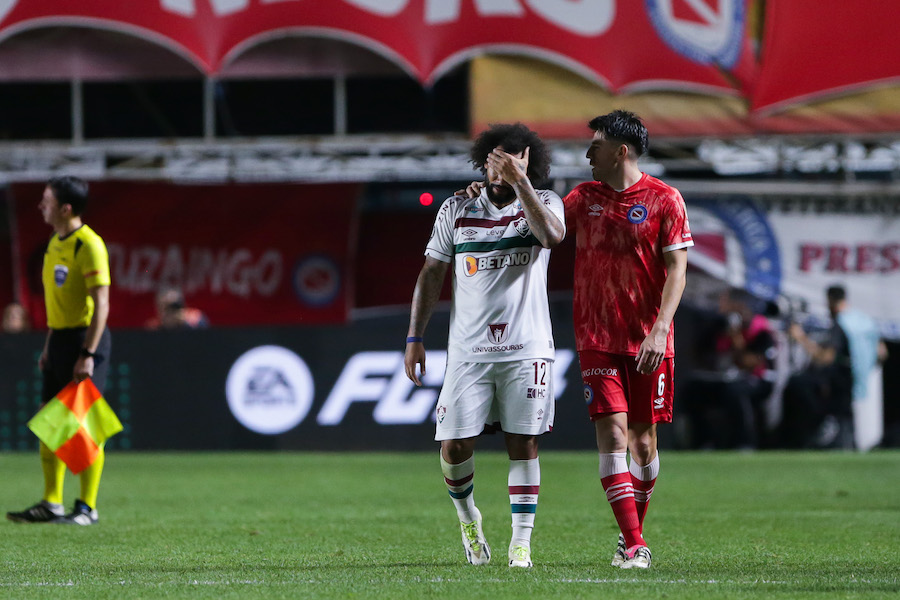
[780,286,855,449]
[832,285,888,449]
[145,288,209,330]
[2,302,31,333]
[719,290,780,446]
[682,289,778,449]
[831,286,888,404]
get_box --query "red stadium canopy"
[752,0,900,112]
[0,0,754,92]
[0,27,200,81]
[0,1,897,129]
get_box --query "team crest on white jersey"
[487,323,509,344]
[513,217,530,237]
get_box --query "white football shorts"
[434,358,555,441]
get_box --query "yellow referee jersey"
[42,224,111,329]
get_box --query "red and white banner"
[11,181,360,328]
[0,0,755,94]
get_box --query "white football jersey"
[425,188,566,363]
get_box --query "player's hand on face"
[404,342,426,386]
[487,146,529,185]
[455,181,485,198]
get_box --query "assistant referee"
[7,176,112,526]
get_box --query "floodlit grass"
[1,451,898,599]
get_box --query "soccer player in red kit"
[565,111,692,569]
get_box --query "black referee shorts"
[42,327,112,402]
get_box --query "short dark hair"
[588,110,649,157]
[826,285,847,304]
[469,123,551,187]
[47,176,89,216]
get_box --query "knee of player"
[505,434,539,460]
[594,414,629,452]
[442,439,475,463]
[628,432,657,463]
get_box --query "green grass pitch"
[1,451,898,599]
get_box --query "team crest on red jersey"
[627,204,649,224]
[487,323,509,344]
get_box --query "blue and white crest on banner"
[645,0,745,69]
[690,197,782,301]
[293,255,341,307]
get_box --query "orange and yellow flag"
[27,379,123,474]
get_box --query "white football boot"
[459,508,491,565]
[508,543,533,568]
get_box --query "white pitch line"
[1,577,897,587]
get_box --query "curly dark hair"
[469,123,551,186]
[588,110,649,157]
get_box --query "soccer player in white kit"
[404,124,565,568]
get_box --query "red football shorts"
[578,349,674,424]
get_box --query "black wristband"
[79,348,96,359]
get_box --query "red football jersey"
[563,173,693,356]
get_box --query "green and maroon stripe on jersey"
[454,211,526,229]
[454,235,541,253]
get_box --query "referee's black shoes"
[6,500,65,523]
[53,499,99,526]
